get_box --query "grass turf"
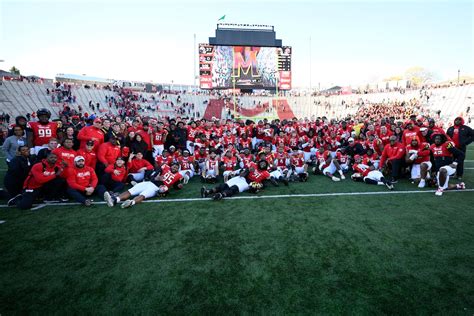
[0,149,473,314]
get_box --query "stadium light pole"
[194,34,197,88]
[457,69,460,85]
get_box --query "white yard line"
[0,189,473,209]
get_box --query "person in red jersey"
[76,140,98,169]
[66,156,98,206]
[186,121,199,154]
[77,118,104,151]
[404,137,431,186]
[379,135,406,183]
[335,147,351,173]
[96,135,121,176]
[221,150,239,182]
[446,117,473,180]
[8,152,67,209]
[154,149,174,169]
[127,152,154,183]
[151,121,168,158]
[104,162,184,209]
[273,145,290,174]
[52,138,77,178]
[176,149,195,182]
[194,146,208,174]
[97,157,127,202]
[313,146,344,181]
[429,134,466,196]
[290,150,310,181]
[203,149,220,182]
[351,155,394,190]
[28,108,59,154]
[363,148,380,169]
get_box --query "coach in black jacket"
[446,117,473,178]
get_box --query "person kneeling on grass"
[8,152,67,209]
[351,155,394,190]
[66,156,98,206]
[104,162,184,209]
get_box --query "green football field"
[1,148,473,314]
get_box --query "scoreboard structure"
[199,24,292,91]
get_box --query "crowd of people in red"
[1,105,472,209]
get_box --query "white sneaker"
[435,188,444,196]
[331,176,340,182]
[121,199,134,208]
[340,174,346,180]
[418,180,426,188]
[130,181,138,187]
[456,182,466,190]
[103,191,115,207]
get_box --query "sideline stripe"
[1,189,473,209]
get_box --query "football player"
[28,108,59,154]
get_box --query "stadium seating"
[1,79,472,126]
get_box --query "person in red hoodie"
[379,135,406,183]
[405,137,431,186]
[96,135,121,177]
[97,157,127,201]
[401,121,422,146]
[127,152,154,183]
[66,156,98,206]
[77,118,104,151]
[10,152,67,209]
[76,140,97,169]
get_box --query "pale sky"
[1,0,472,89]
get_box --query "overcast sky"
[1,0,472,88]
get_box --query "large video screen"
[199,44,291,90]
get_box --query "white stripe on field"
[0,189,473,209]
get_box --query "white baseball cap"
[74,156,85,163]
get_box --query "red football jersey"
[30,121,58,146]
[160,165,183,188]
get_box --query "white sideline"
[0,189,473,209]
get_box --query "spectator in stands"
[66,156,98,206]
[8,152,67,209]
[2,125,27,165]
[4,145,34,199]
[446,117,473,180]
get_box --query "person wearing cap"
[345,137,364,158]
[66,156,98,206]
[8,152,67,209]
[76,140,98,169]
[96,157,127,201]
[77,117,104,151]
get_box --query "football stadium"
[1,1,473,314]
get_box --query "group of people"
[0,106,472,209]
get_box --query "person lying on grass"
[104,162,185,208]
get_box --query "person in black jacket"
[446,117,473,179]
[130,133,148,155]
[4,145,34,198]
